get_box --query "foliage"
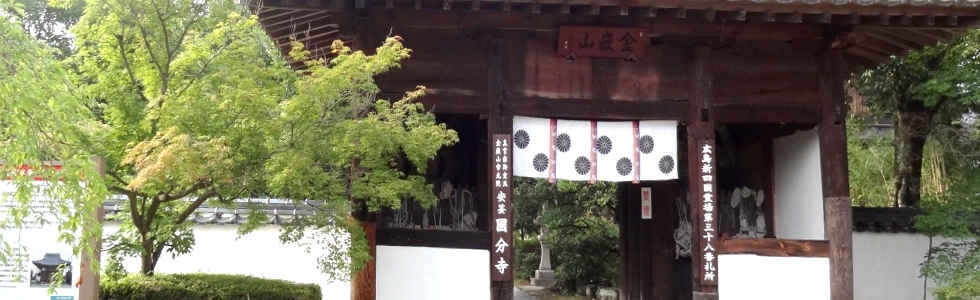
[100,273,321,300]
[847,122,894,207]
[513,236,541,281]
[852,29,980,299]
[513,178,619,290]
[66,0,288,275]
[13,0,83,57]
[851,30,980,207]
[0,0,109,293]
[63,0,456,279]
[912,122,980,300]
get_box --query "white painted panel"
[719,254,830,300]
[376,246,490,300]
[853,232,949,300]
[773,129,825,240]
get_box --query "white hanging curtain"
[554,119,593,182]
[639,120,679,181]
[595,121,635,182]
[511,116,678,183]
[512,116,553,179]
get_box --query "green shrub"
[100,273,322,300]
[514,237,542,281]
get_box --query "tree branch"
[126,193,149,236]
[175,190,217,224]
[161,180,208,202]
[114,34,151,105]
[126,2,166,93]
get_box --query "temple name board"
[557,26,646,59]
[491,134,514,281]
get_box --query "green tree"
[14,0,84,57]
[847,121,894,207]
[0,0,109,291]
[65,0,456,279]
[851,31,980,207]
[513,178,619,290]
[851,30,980,299]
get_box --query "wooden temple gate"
[250,1,980,299]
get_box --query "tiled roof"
[102,199,322,225]
[852,206,918,233]
[756,0,978,7]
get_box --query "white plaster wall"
[718,254,830,300]
[102,224,351,300]
[773,129,825,240]
[376,245,490,300]
[853,231,951,300]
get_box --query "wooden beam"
[717,238,831,257]
[818,44,854,300]
[715,103,821,124]
[693,292,720,300]
[376,228,491,249]
[510,98,689,121]
[359,9,825,40]
[259,10,329,27]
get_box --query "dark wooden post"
[687,46,719,300]
[818,33,854,300]
[348,14,379,300]
[488,38,515,300]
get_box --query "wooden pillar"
[617,182,630,300]
[78,156,106,300]
[687,46,718,300]
[351,221,377,300]
[348,14,379,300]
[488,38,515,300]
[818,37,854,300]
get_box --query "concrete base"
[597,287,618,300]
[530,270,557,288]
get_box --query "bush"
[100,273,322,300]
[514,237,542,281]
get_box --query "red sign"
[3,164,64,181]
[557,26,647,59]
[491,134,514,281]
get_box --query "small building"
[248,2,980,300]
[31,253,71,286]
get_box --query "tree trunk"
[893,109,931,208]
[139,250,155,276]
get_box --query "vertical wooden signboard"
[699,139,718,286]
[491,134,514,281]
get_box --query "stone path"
[514,286,540,300]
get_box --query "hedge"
[100,273,322,300]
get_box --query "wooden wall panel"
[374,28,489,99]
[521,33,688,103]
[711,40,820,106]
[523,34,595,100]
[610,46,688,102]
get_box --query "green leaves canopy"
[54,0,455,280]
[0,0,109,292]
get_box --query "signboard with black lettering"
[490,134,513,281]
[557,26,647,59]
